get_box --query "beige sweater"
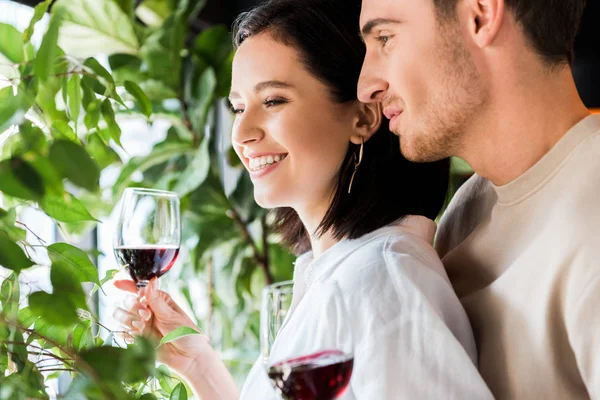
[436,115,600,399]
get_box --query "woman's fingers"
[113,279,138,293]
[113,307,145,333]
[122,295,152,321]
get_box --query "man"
[358,0,598,399]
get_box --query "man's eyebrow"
[229,80,294,101]
[361,18,401,37]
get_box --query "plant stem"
[261,214,271,280]
[228,208,273,285]
[206,254,213,343]
[39,368,75,373]
[16,221,47,244]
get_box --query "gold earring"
[348,137,364,194]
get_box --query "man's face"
[358,0,488,162]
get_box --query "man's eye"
[375,35,392,46]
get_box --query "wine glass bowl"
[114,188,181,289]
[261,281,354,400]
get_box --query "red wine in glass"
[114,245,179,287]
[267,350,354,400]
[114,188,181,290]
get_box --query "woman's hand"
[113,278,211,377]
[113,278,240,399]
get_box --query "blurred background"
[1,0,599,397]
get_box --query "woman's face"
[229,33,357,213]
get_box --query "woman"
[114,0,493,398]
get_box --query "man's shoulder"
[435,174,496,258]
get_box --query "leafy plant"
[0,0,294,397]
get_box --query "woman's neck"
[296,201,340,258]
[308,230,339,258]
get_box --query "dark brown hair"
[233,0,450,254]
[434,0,587,66]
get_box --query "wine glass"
[261,280,354,400]
[114,188,181,290]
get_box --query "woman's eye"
[229,105,244,114]
[263,98,287,107]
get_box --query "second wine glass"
[113,188,181,290]
[261,280,354,400]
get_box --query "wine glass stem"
[136,280,149,290]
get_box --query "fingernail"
[124,295,138,309]
[132,320,144,330]
[138,309,151,320]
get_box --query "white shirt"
[240,216,493,399]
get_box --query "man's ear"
[350,101,382,145]
[460,0,505,48]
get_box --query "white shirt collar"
[290,215,437,307]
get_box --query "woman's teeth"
[249,154,287,171]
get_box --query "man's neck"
[461,67,590,186]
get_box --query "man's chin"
[399,136,440,163]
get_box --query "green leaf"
[33,318,73,347]
[139,79,177,101]
[169,383,188,400]
[227,146,242,168]
[114,142,194,194]
[0,86,27,132]
[27,153,65,196]
[188,66,216,133]
[193,25,232,71]
[158,326,201,347]
[100,269,118,286]
[84,57,114,83]
[0,208,26,243]
[23,0,52,44]
[0,271,19,315]
[40,192,99,223]
[0,23,26,63]
[229,171,262,222]
[50,260,88,309]
[81,77,96,108]
[78,338,155,383]
[0,158,45,201]
[157,364,173,392]
[91,269,117,295]
[11,157,45,198]
[101,99,123,147]
[115,0,134,19]
[34,10,63,81]
[67,74,82,125]
[451,157,474,175]
[17,307,39,329]
[135,0,176,27]
[18,122,47,153]
[51,120,78,142]
[53,0,140,57]
[86,132,120,169]
[49,139,100,192]
[124,80,152,117]
[29,291,80,326]
[139,7,186,89]
[83,58,123,104]
[84,100,101,131]
[173,137,210,197]
[215,51,234,97]
[71,320,92,351]
[47,242,100,284]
